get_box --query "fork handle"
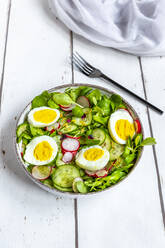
[101,74,163,115]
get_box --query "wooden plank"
[140,56,165,213]
[0,0,11,104]
[0,1,75,248]
[72,35,165,248]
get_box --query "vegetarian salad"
[16,86,156,194]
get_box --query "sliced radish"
[95,169,108,178]
[46,122,60,132]
[77,96,90,107]
[62,152,73,163]
[60,104,75,111]
[134,119,141,133]
[72,177,83,193]
[61,138,80,152]
[32,166,52,180]
[85,170,97,177]
[72,150,78,156]
[85,168,108,178]
[59,104,71,108]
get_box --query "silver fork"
[72,52,163,115]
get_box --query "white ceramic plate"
[14,84,144,199]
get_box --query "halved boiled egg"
[24,135,58,165]
[108,109,135,144]
[28,107,60,127]
[75,145,110,171]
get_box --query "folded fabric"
[48,0,165,56]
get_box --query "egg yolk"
[33,109,57,124]
[115,119,135,140]
[33,141,53,161]
[84,148,104,161]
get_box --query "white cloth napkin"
[48,0,165,56]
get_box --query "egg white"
[75,145,110,171]
[108,109,135,145]
[28,106,60,127]
[24,135,58,165]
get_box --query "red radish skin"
[106,160,116,172]
[77,96,90,107]
[60,104,75,111]
[21,152,23,157]
[59,104,71,108]
[50,129,55,134]
[85,170,97,177]
[134,119,141,133]
[32,166,52,181]
[62,152,73,163]
[61,148,78,157]
[95,169,108,178]
[61,138,80,152]
[54,122,60,129]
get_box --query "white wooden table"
[0,1,165,247]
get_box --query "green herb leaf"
[124,153,136,165]
[32,91,51,109]
[72,105,84,117]
[87,89,101,105]
[65,87,82,101]
[98,95,111,116]
[93,113,109,125]
[134,133,143,147]
[140,137,156,146]
[47,98,59,109]
[79,136,100,146]
[29,125,46,137]
[53,93,74,106]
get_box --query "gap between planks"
[70,30,79,248]
[138,57,165,229]
[0,0,12,113]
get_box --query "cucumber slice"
[72,177,83,192]
[42,179,54,188]
[101,134,111,150]
[16,123,28,137]
[54,184,73,192]
[72,108,92,126]
[32,166,51,180]
[109,140,124,161]
[52,165,80,188]
[53,135,61,147]
[76,181,88,193]
[92,128,106,145]
[30,125,45,136]
[56,151,65,167]
[60,124,77,134]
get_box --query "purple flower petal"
[81,114,86,119]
